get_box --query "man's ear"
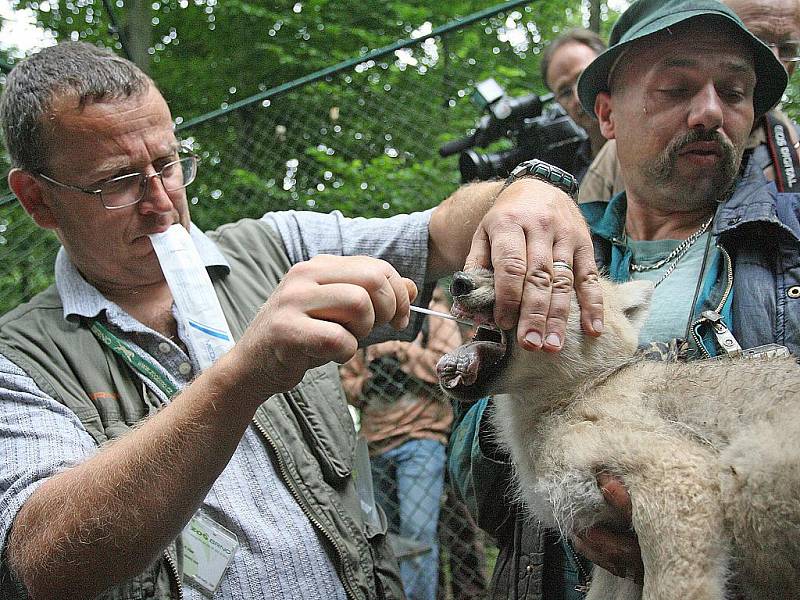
[8,168,59,230]
[594,91,615,140]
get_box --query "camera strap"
[763,112,800,193]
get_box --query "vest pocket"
[284,365,356,483]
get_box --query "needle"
[409,305,477,327]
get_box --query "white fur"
[476,277,800,600]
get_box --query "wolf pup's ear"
[617,280,654,335]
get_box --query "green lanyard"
[89,320,180,398]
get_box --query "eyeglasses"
[554,81,578,104]
[764,40,800,64]
[36,155,198,210]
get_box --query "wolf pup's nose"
[450,271,477,298]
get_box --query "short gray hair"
[0,41,153,172]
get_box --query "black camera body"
[440,79,588,183]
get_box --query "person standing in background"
[540,29,614,184]
[341,286,466,600]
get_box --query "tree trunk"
[123,0,151,73]
[589,0,601,33]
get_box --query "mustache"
[674,128,734,158]
[648,129,738,183]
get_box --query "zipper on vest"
[565,538,591,594]
[163,549,183,600]
[251,414,360,600]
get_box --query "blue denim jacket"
[583,147,800,358]
[448,154,800,599]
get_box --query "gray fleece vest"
[0,218,403,600]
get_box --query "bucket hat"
[576,0,787,118]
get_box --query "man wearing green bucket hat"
[448,0,800,598]
[577,0,800,203]
[576,0,786,117]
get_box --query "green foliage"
[0,204,59,314]
[14,0,800,317]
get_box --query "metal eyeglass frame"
[35,155,199,210]
[765,41,800,63]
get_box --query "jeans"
[372,438,446,600]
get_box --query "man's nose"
[687,83,723,131]
[138,171,174,214]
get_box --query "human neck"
[95,278,177,338]
[624,197,714,241]
[589,128,607,158]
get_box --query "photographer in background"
[340,286,464,600]
[452,30,615,186]
[540,29,615,183]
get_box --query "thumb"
[404,278,419,303]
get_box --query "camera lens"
[459,147,531,183]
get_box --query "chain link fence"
[0,3,601,596]
[340,307,493,600]
[0,0,582,315]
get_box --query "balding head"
[724,0,800,75]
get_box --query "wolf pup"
[437,268,800,600]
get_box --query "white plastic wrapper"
[150,225,235,371]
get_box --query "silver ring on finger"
[552,260,573,273]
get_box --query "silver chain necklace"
[628,215,713,287]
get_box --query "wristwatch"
[503,159,579,201]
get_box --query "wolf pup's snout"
[450,271,478,298]
[437,268,511,401]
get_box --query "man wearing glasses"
[727,0,800,77]
[540,29,610,184]
[579,0,800,203]
[0,42,601,599]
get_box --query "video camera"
[440,78,588,183]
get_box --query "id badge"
[182,511,239,595]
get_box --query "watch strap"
[503,159,579,200]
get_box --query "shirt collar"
[56,223,230,321]
[580,192,628,242]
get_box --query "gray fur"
[450,271,800,600]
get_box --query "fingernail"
[400,314,410,329]
[524,331,542,348]
[545,333,561,348]
[593,319,604,333]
